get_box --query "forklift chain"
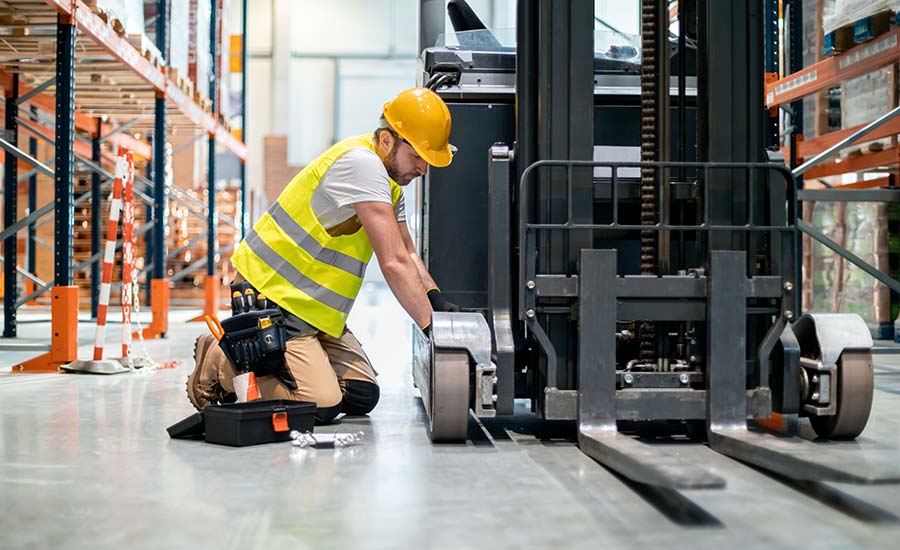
[639,0,659,365]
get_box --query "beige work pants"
[198,328,378,414]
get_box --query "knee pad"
[315,403,342,425]
[342,380,380,416]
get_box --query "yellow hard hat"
[382,87,454,168]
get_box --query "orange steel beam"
[165,80,215,133]
[766,28,900,107]
[100,126,151,159]
[802,148,900,179]
[838,176,893,189]
[4,109,112,162]
[0,68,151,158]
[43,0,74,15]
[0,68,95,135]
[63,1,166,91]
[796,117,900,161]
[43,0,246,161]
[217,125,247,161]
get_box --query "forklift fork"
[577,249,900,489]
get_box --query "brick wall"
[263,135,303,203]
[842,70,890,128]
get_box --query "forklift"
[412,0,898,489]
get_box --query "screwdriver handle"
[231,290,245,315]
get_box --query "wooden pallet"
[169,67,195,99]
[824,10,895,55]
[126,35,164,70]
[191,90,213,113]
[0,15,30,37]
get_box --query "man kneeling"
[186,87,459,423]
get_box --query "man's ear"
[378,130,394,152]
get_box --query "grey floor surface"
[1,285,899,549]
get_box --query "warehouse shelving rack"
[767,25,900,179]
[766,0,900,326]
[0,0,247,371]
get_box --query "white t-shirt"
[310,147,405,230]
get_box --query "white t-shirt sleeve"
[316,147,406,223]
[325,148,393,208]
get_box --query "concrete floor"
[1,283,900,549]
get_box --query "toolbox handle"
[272,408,289,432]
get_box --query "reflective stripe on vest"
[242,231,355,314]
[267,202,366,278]
[231,134,402,337]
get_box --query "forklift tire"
[809,352,873,440]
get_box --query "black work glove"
[427,288,461,312]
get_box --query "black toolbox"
[168,400,316,447]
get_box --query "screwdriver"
[230,282,245,314]
[257,294,269,310]
[231,291,244,314]
[244,288,256,310]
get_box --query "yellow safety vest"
[231,134,403,337]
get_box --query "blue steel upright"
[4,73,19,337]
[54,14,76,288]
[145,150,153,305]
[207,0,218,278]
[153,0,168,283]
[27,109,37,286]
[764,0,779,149]
[91,119,102,318]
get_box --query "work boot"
[186,334,228,410]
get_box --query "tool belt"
[204,283,297,390]
[218,309,287,376]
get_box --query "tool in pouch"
[204,282,294,400]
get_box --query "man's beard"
[383,142,404,182]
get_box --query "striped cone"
[92,148,127,362]
[63,147,152,374]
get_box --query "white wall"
[244,0,426,282]
[244,0,641,201]
[284,1,418,164]
[337,59,417,138]
[288,59,336,162]
[290,0,416,56]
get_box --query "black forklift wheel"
[809,352,874,440]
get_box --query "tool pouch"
[219,309,288,379]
